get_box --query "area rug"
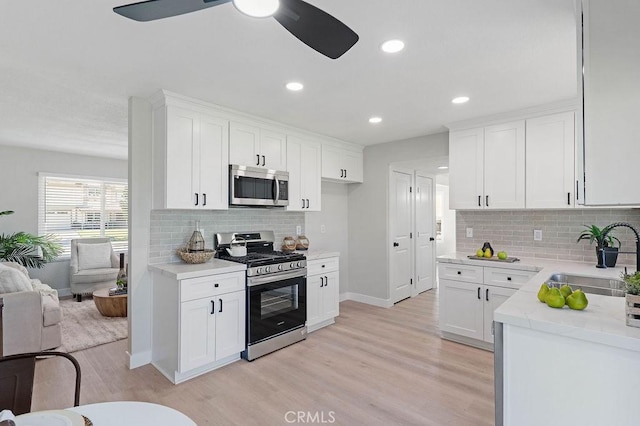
[57,297,128,353]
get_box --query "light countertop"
[438,253,640,352]
[297,250,340,261]
[148,259,246,280]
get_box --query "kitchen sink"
[546,273,626,297]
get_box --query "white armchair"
[69,238,119,302]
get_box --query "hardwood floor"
[32,290,495,425]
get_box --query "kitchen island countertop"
[438,253,640,352]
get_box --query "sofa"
[0,262,62,356]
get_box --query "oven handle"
[274,176,280,204]
[247,269,307,287]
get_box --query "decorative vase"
[596,247,619,268]
[625,294,640,328]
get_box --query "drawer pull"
[219,298,223,313]
[477,287,481,300]
[322,264,326,268]
[214,283,219,288]
[457,271,462,275]
[211,300,215,314]
[486,288,489,301]
[507,277,512,281]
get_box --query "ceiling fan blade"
[273,0,359,59]
[114,0,231,22]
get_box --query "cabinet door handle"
[219,298,223,313]
[567,192,571,205]
[576,180,579,201]
[457,271,461,275]
[262,155,266,167]
[478,195,481,207]
[340,169,344,178]
[211,300,215,314]
[393,242,399,247]
[320,276,324,287]
[302,199,305,209]
[477,287,481,300]
[195,193,199,206]
[214,283,219,288]
[325,276,328,286]
[203,193,207,206]
[507,277,512,281]
[486,195,489,207]
[486,288,489,301]
[256,154,260,166]
[344,169,347,179]
[306,199,309,208]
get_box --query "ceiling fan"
[113,0,359,59]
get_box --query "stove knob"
[266,266,271,273]
[296,261,301,268]
[257,268,263,275]
[290,262,295,268]
[278,265,283,271]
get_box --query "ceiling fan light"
[233,0,279,18]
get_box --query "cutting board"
[466,255,520,263]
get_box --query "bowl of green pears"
[537,283,589,310]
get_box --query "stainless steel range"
[215,231,307,361]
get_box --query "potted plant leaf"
[621,271,640,327]
[576,224,621,268]
[0,210,62,268]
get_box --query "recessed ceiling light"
[286,82,304,91]
[452,96,470,104]
[438,166,449,170]
[233,0,279,18]
[381,39,405,53]
[369,117,382,124]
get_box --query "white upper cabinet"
[449,128,484,209]
[580,0,640,205]
[287,137,321,211]
[229,122,286,171]
[321,145,363,183]
[154,104,228,210]
[526,112,576,208]
[449,121,525,209]
[483,121,525,209]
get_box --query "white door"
[179,298,216,372]
[415,174,435,294]
[439,280,484,340]
[306,274,322,328]
[215,291,246,360]
[484,120,526,209]
[260,129,287,170]
[165,106,198,209]
[199,114,229,210]
[389,169,413,303]
[286,139,304,211]
[322,271,340,319]
[301,143,321,211]
[482,285,515,344]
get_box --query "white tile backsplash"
[149,209,305,264]
[456,209,640,265]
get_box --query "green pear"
[566,289,589,310]
[483,248,492,258]
[545,287,566,309]
[476,248,484,257]
[560,284,573,300]
[537,284,550,303]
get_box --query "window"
[38,174,128,257]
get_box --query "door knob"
[429,237,435,241]
[393,242,399,247]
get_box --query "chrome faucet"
[601,222,640,272]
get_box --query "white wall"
[0,145,127,293]
[348,132,449,303]
[305,182,349,294]
[436,183,456,256]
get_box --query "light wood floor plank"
[31,290,494,425]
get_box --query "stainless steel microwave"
[229,165,289,207]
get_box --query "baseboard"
[128,349,152,369]
[441,332,494,352]
[340,292,393,308]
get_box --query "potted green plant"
[621,271,640,327]
[0,210,62,268]
[576,224,621,268]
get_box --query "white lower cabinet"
[307,257,340,332]
[438,263,534,350]
[152,269,246,384]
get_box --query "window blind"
[38,174,128,258]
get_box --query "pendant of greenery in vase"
[576,224,621,268]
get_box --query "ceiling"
[0,0,577,160]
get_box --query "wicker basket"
[177,248,215,264]
[626,294,640,328]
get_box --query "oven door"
[247,272,306,345]
[229,165,289,207]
